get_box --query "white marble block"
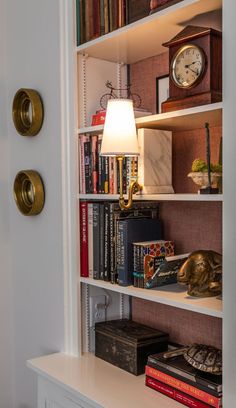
[137,128,174,194]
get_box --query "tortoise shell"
[184,344,222,375]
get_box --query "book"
[109,201,160,284]
[145,366,222,408]
[76,0,80,45]
[146,376,215,408]
[84,136,91,193]
[87,203,94,278]
[127,0,150,24]
[91,135,98,194]
[80,201,89,277]
[99,203,105,279]
[117,218,163,286]
[104,202,110,281]
[91,109,106,126]
[132,240,175,288]
[147,351,222,395]
[92,203,100,279]
[144,253,189,289]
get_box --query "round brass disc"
[13,170,45,216]
[12,88,44,136]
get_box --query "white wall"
[3,0,68,406]
[0,0,13,407]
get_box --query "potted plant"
[188,158,222,192]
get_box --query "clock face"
[171,44,206,88]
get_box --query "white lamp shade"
[100,99,139,156]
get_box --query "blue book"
[117,218,162,286]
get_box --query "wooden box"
[95,319,169,375]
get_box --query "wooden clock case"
[162,25,222,113]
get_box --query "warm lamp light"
[100,99,142,209]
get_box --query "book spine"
[88,203,94,278]
[109,157,114,194]
[109,203,116,283]
[98,135,103,193]
[79,0,86,44]
[145,366,222,408]
[76,0,80,45]
[99,203,105,279]
[104,157,109,193]
[92,0,100,39]
[93,203,100,279]
[91,135,98,194]
[104,0,110,33]
[80,201,89,277]
[84,137,91,194]
[147,361,221,398]
[79,134,86,194]
[104,202,110,281]
[100,0,105,36]
[146,376,213,408]
[117,221,129,286]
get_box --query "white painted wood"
[0,1,13,407]
[28,353,184,408]
[78,103,222,134]
[76,0,222,64]
[80,279,222,318]
[78,193,223,201]
[222,0,236,405]
[59,0,79,357]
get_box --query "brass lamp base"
[117,156,142,210]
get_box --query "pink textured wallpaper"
[130,53,222,348]
[132,298,222,349]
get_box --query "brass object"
[13,170,45,215]
[12,88,44,136]
[117,156,142,210]
[177,250,222,297]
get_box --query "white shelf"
[80,278,222,318]
[78,193,223,202]
[28,352,185,408]
[76,0,222,64]
[78,103,222,134]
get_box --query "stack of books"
[79,134,138,194]
[80,200,163,284]
[145,349,222,408]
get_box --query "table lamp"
[100,99,142,209]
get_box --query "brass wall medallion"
[13,170,45,215]
[12,88,44,136]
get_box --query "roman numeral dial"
[171,44,206,88]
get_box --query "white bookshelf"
[78,103,222,134]
[76,0,222,64]
[80,278,222,318]
[27,353,183,408]
[78,193,223,202]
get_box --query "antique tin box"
[95,319,169,375]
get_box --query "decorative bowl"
[188,172,222,189]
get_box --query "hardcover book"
[80,201,88,277]
[127,0,150,24]
[145,366,222,408]
[147,351,222,395]
[146,376,215,408]
[117,218,163,286]
[144,253,189,289]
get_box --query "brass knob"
[13,170,45,215]
[12,88,44,136]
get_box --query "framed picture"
[156,75,169,114]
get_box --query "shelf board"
[78,103,222,134]
[28,352,186,408]
[80,278,222,318]
[76,0,222,64]
[78,193,223,202]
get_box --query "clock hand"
[185,61,198,68]
[186,66,199,75]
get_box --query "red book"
[145,366,222,408]
[91,110,106,126]
[146,376,214,408]
[80,201,89,277]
